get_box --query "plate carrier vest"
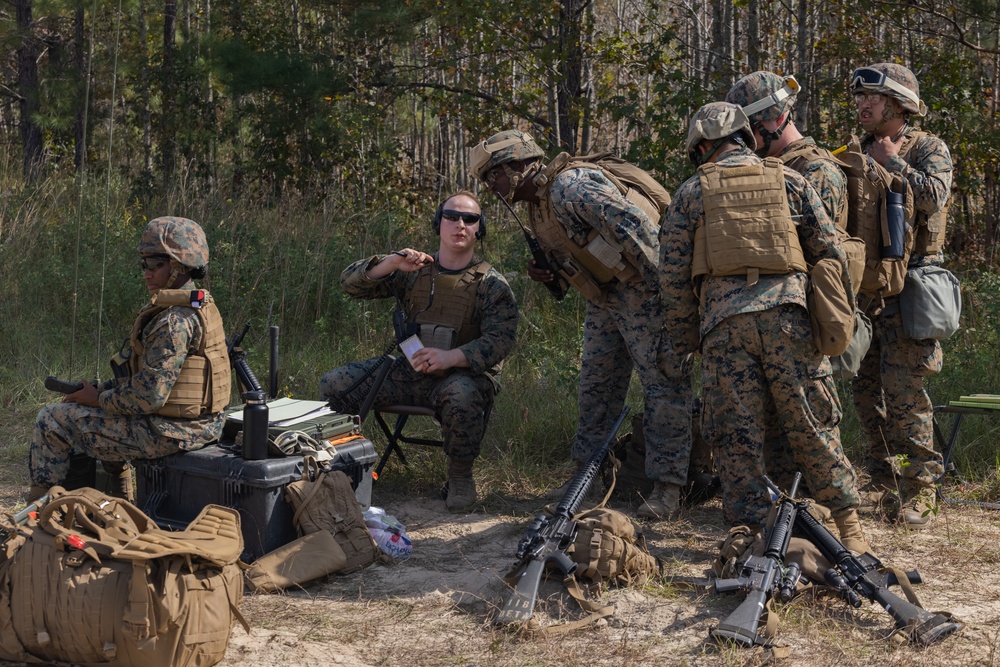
[897,130,950,256]
[405,260,491,349]
[693,157,807,284]
[529,152,671,302]
[129,289,231,418]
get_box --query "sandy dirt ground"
[212,486,1000,667]
[0,472,997,667]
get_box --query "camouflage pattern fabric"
[726,71,796,123]
[764,136,851,494]
[660,146,859,526]
[139,216,209,269]
[540,167,693,487]
[853,128,952,492]
[30,280,225,486]
[779,137,849,228]
[320,256,518,461]
[853,299,944,488]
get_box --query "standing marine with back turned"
[659,102,867,553]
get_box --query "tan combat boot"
[25,484,49,502]
[637,482,681,520]
[445,458,477,512]
[898,486,937,530]
[831,507,872,554]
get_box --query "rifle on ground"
[496,406,630,625]
[710,474,802,648]
[794,503,961,645]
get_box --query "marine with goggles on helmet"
[848,62,954,530]
[658,102,867,553]
[27,217,231,503]
[469,129,693,522]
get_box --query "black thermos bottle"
[242,390,269,461]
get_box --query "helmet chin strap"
[166,260,190,290]
[753,113,790,157]
[502,160,539,200]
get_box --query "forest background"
[1,0,999,497]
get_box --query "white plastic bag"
[363,507,413,560]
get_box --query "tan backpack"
[284,458,379,573]
[0,486,247,667]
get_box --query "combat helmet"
[469,130,545,182]
[685,102,756,166]
[139,216,209,270]
[727,71,800,123]
[851,63,927,116]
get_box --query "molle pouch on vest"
[157,356,209,418]
[417,324,458,351]
[829,309,872,380]
[559,256,606,303]
[899,266,962,340]
[807,258,855,356]
[840,233,867,296]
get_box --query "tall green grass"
[1,169,998,500]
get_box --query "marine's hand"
[527,258,554,284]
[391,249,434,272]
[868,135,903,166]
[63,379,100,407]
[410,347,467,375]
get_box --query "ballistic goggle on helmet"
[851,63,927,117]
[469,130,545,182]
[685,102,756,165]
[138,216,209,270]
[727,72,801,123]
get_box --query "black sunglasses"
[440,210,481,224]
[140,255,171,271]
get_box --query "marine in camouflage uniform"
[320,192,519,512]
[29,217,230,500]
[660,103,863,545]
[727,71,854,496]
[849,63,954,528]
[471,130,692,520]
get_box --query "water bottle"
[883,191,907,260]
[242,390,269,461]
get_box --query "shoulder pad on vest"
[152,288,209,309]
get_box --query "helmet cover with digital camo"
[685,102,756,166]
[139,216,209,270]
[469,130,545,183]
[726,71,799,123]
[850,63,927,117]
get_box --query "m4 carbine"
[710,474,802,648]
[794,506,961,645]
[496,406,630,625]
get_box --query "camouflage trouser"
[29,403,186,486]
[320,358,496,461]
[701,305,859,526]
[573,280,692,486]
[853,297,943,490]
